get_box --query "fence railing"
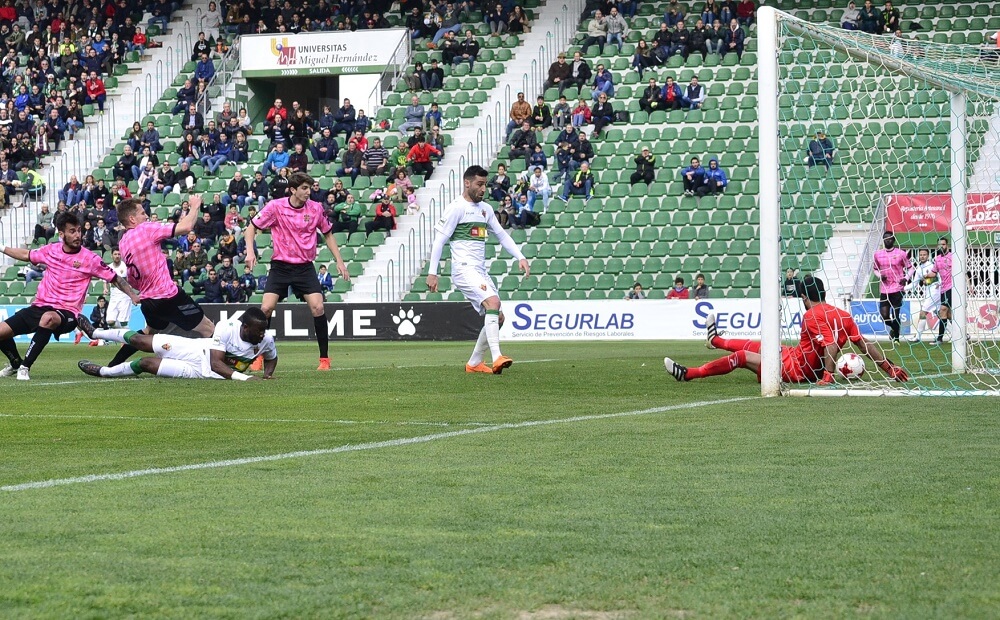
[373,0,585,301]
[1,27,194,252]
[197,36,242,118]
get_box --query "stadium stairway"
[0,5,199,254]
[344,0,586,302]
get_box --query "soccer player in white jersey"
[427,165,530,374]
[76,307,277,380]
[104,249,131,328]
[905,247,941,342]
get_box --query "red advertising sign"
[884,193,1000,232]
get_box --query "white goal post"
[757,6,1000,397]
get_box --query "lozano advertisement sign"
[884,193,1000,233]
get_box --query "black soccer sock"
[939,319,948,338]
[314,315,329,358]
[21,327,53,369]
[108,343,139,366]
[0,338,22,368]
[889,318,900,340]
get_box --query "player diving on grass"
[427,165,530,374]
[0,212,140,381]
[77,307,277,381]
[663,276,910,385]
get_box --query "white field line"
[1,397,756,493]
[25,358,564,386]
[0,413,486,427]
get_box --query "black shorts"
[4,305,77,337]
[141,289,205,331]
[264,260,321,300]
[940,289,952,308]
[879,291,904,308]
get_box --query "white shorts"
[151,334,218,379]
[920,293,941,315]
[107,294,132,324]
[452,265,499,315]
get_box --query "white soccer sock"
[914,318,927,337]
[485,311,502,361]
[100,361,140,377]
[92,328,128,343]
[467,326,489,366]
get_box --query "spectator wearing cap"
[545,53,571,90]
[630,147,656,185]
[531,96,552,129]
[806,130,835,169]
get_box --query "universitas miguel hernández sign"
[241,29,407,77]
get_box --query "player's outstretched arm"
[110,275,141,304]
[175,194,203,237]
[0,244,31,262]
[857,337,910,382]
[209,349,259,380]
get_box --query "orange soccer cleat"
[465,363,492,373]
[317,357,331,371]
[491,355,514,375]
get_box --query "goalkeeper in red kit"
[664,276,910,385]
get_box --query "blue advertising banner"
[849,301,913,337]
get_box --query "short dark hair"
[116,198,143,224]
[54,211,81,231]
[796,275,826,302]
[288,171,314,188]
[463,165,489,181]
[674,276,684,285]
[241,307,268,327]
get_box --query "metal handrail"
[369,34,412,116]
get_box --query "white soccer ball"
[836,353,866,380]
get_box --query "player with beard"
[426,165,530,374]
[0,212,139,380]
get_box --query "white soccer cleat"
[663,356,688,382]
[705,313,720,349]
[16,366,30,381]
[0,365,16,377]
[906,334,921,343]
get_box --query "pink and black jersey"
[118,221,179,300]
[28,243,115,314]
[873,247,909,294]
[934,252,953,292]
[252,197,332,264]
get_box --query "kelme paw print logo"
[392,307,422,336]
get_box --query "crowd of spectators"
[0,0,172,208]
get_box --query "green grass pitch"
[1,341,997,618]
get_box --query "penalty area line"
[0,413,486,428]
[1,397,756,493]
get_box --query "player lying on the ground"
[76,307,277,380]
[664,275,909,385]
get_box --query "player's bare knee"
[139,357,159,374]
[195,317,215,337]
[39,312,62,329]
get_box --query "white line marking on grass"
[1,397,756,493]
[0,413,482,428]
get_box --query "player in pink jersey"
[872,231,911,342]
[0,211,138,381]
[244,171,350,370]
[105,197,216,368]
[931,236,954,342]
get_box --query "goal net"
[758,7,1000,396]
